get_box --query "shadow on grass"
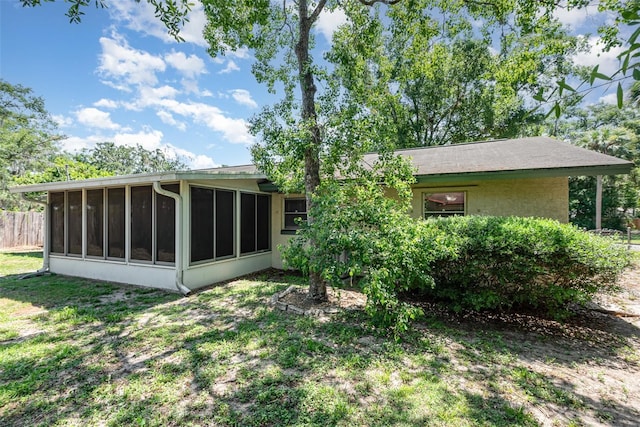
[1,267,639,426]
[0,271,539,427]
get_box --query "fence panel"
[0,211,44,249]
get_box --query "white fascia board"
[9,170,268,193]
[10,172,181,193]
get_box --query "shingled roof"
[362,136,633,182]
[10,137,633,193]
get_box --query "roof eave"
[9,170,268,193]
[414,164,633,184]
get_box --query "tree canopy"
[328,0,584,148]
[0,79,62,210]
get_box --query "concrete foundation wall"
[49,256,178,291]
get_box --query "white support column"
[596,175,603,230]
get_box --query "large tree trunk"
[296,0,328,302]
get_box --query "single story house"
[10,137,633,294]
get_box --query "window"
[240,193,256,254]
[107,188,125,258]
[190,186,236,264]
[156,184,179,263]
[50,192,65,254]
[215,190,235,258]
[86,189,104,257]
[190,187,214,263]
[240,193,270,255]
[283,198,307,230]
[67,191,83,255]
[130,186,153,261]
[256,195,270,251]
[48,184,177,264]
[424,192,465,217]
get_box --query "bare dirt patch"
[276,285,366,312]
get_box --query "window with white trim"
[283,198,307,230]
[424,192,466,218]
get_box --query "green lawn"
[1,251,639,426]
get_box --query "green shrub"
[424,216,630,316]
[283,181,631,331]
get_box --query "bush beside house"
[283,182,631,333]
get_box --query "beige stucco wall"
[410,176,569,222]
[271,193,302,269]
[270,177,568,269]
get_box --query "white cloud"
[179,78,212,96]
[230,89,258,108]
[59,134,105,152]
[52,114,74,128]
[165,51,207,78]
[59,129,219,170]
[553,2,599,29]
[93,98,119,109]
[157,110,187,131]
[76,107,121,130]
[599,92,618,105]
[98,33,166,90]
[108,1,208,47]
[155,99,253,144]
[315,8,348,42]
[218,60,240,74]
[113,129,164,151]
[189,154,219,169]
[572,36,624,76]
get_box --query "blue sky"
[0,1,626,170]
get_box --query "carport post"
[596,175,602,230]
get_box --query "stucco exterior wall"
[410,176,569,222]
[43,176,570,291]
[270,178,569,269]
[270,193,302,269]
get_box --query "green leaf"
[558,79,576,93]
[617,82,624,108]
[532,88,545,102]
[589,65,600,85]
[633,68,640,80]
[628,25,640,45]
[545,103,561,120]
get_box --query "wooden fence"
[0,211,44,249]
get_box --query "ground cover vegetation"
[1,251,639,426]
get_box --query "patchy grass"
[1,252,639,426]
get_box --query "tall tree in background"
[75,142,187,175]
[328,1,584,148]
[0,79,62,210]
[202,0,418,302]
[541,102,640,229]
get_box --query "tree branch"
[309,0,328,24]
